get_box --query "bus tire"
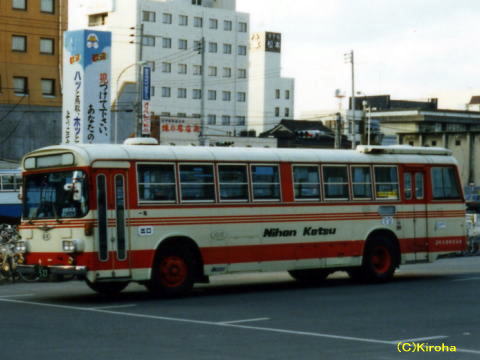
[86,280,129,296]
[288,269,331,283]
[146,246,195,297]
[358,235,398,283]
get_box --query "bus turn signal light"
[84,223,94,236]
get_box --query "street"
[1,256,479,360]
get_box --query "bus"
[16,140,467,296]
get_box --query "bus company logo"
[263,227,336,238]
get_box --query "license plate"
[36,266,50,280]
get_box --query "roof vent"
[123,137,159,146]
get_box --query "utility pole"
[199,37,206,145]
[334,112,342,149]
[136,23,144,137]
[344,50,355,149]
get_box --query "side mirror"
[73,182,82,201]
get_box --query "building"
[248,31,294,135]
[69,0,252,142]
[357,95,480,186]
[0,0,67,161]
[260,119,350,149]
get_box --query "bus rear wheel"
[352,236,398,283]
[86,280,129,296]
[288,269,331,284]
[146,247,195,297]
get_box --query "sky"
[236,0,480,118]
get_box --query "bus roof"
[21,142,458,170]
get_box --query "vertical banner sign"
[62,30,112,144]
[142,66,151,136]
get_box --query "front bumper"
[16,264,88,279]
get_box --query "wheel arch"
[363,228,401,267]
[153,236,206,283]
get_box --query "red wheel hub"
[371,246,392,274]
[159,256,188,288]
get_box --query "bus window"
[404,172,412,200]
[323,165,348,200]
[138,164,176,202]
[218,165,248,201]
[415,172,424,199]
[293,166,320,200]
[351,166,372,199]
[431,167,461,199]
[180,164,215,201]
[374,166,399,200]
[251,165,280,200]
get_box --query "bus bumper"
[16,264,88,280]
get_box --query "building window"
[162,13,172,24]
[193,40,202,52]
[238,69,246,79]
[224,20,232,31]
[222,67,231,78]
[13,77,28,95]
[178,39,188,50]
[177,88,187,99]
[223,43,232,54]
[275,89,280,99]
[161,62,171,73]
[12,0,26,10]
[12,35,26,52]
[192,89,202,99]
[40,0,54,13]
[161,87,171,97]
[208,42,217,53]
[151,86,155,97]
[237,92,246,102]
[208,66,217,77]
[192,0,202,5]
[235,116,246,126]
[455,139,461,146]
[88,13,107,26]
[238,45,247,56]
[142,10,156,22]
[40,38,54,54]
[178,64,187,74]
[238,22,247,33]
[209,18,218,29]
[431,140,437,146]
[41,78,55,96]
[179,15,188,26]
[285,90,290,99]
[222,91,231,101]
[208,114,216,125]
[142,35,155,47]
[285,108,290,117]
[160,37,171,48]
[208,90,216,100]
[193,65,202,75]
[222,115,231,125]
[177,112,186,118]
[275,107,280,117]
[194,16,203,27]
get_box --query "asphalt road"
[1,256,479,360]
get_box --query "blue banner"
[143,67,151,101]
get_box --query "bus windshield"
[23,170,88,219]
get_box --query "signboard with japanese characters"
[62,30,111,144]
[141,67,151,136]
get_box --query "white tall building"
[69,0,250,142]
[248,32,295,135]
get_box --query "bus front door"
[403,168,428,262]
[94,169,131,279]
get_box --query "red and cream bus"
[16,140,467,296]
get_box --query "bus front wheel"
[350,236,398,283]
[146,247,195,297]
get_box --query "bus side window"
[374,166,399,200]
[251,165,280,201]
[218,165,249,201]
[137,164,177,202]
[351,166,372,199]
[180,164,215,201]
[323,165,348,200]
[293,166,320,200]
[404,172,412,200]
[431,167,461,199]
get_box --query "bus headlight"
[62,239,84,253]
[15,241,28,254]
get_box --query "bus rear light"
[84,223,94,236]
